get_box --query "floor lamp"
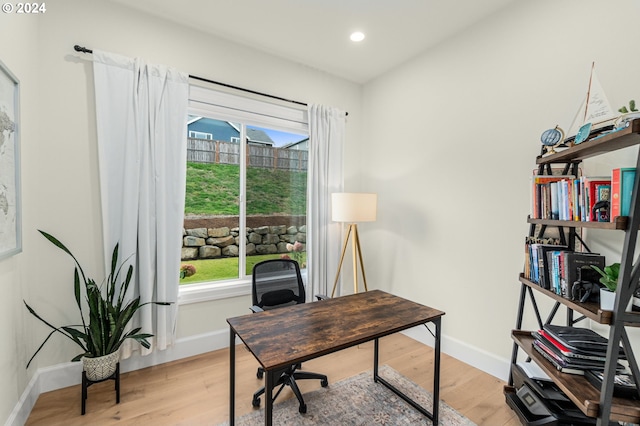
[331,193,377,297]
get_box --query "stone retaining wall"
[181,224,306,261]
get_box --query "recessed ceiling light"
[350,32,365,42]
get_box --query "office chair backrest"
[252,259,305,310]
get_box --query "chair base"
[253,365,328,414]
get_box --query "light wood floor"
[26,333,520,425]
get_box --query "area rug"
[220,365,476,425]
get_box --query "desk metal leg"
[433,317,441,425]
[229,328,236,426]
[372,324,441,423]
[374,338,379,381]
[265,369,274,426]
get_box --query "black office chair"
[250,258,328,414]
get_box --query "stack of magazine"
[532,324,626,375]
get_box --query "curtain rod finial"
[74,45,93,54]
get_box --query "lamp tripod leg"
[331,225,353,298]
[352,225,358,294]
[353,225,368,292]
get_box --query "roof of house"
[188,116,274,146]
[281,137,309,149]
[247,128,274,145]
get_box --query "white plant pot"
[599,288,633,312]
[82,350,119,381]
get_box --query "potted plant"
[24,230,169,381]
[591,263,632,311]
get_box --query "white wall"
[0,9,39,425]
[358,0,640,374]
[1,0,362,423]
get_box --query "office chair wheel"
[321,378,328,387]
[252,397,261,408]
[299,404,307,414]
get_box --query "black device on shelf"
[585,370,639,399]
[508,363,607,426]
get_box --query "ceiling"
[110,0,516,84]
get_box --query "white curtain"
[306,104,346,300]
[93,50,188,357]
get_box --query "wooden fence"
[187,138,308,171]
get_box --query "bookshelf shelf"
[518,274,613,324]
[527,216,628,230]
[511,330,640,423]
[536,119,640,165]
[508,119,640,425]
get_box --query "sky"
[251,127,307,147]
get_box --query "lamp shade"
[331,193,377,223]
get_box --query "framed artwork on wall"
[0,59,21,260]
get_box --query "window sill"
[178,279,252,305]
[177,270,307,305]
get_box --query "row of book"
[531,167,636,222]
[532,324,626,375]
[524,237,604,299]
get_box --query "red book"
[611,168,635,220]
[611,168,622,220]
[539,330,572,356]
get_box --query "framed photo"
[0,59,21,260]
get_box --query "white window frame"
[179,83,309,305]
[188,130,213,140]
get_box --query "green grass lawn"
[179,253,307,284]
[185,162,307,215]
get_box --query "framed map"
[0,60,20,260]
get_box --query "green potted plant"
[591,263,632,311]
[24,230,169,381]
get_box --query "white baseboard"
[5,329,230,426]
[401,325,510,381]
[7,326,509,426]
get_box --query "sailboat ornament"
[541,63,621,154]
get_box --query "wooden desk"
[227,289,445,426]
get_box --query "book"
[583,176,611,221]
[533,330,607,361]
[531,175,575,219]
[525,236,561,282]
[595,184,611,221]
[533,337,611,369]
[561,252,605,301]
[532,339,585,375]
[537,244,568,290]
[550,181,559,220]
[547,249,570,295]
[611,167,636,220]
[621,169,636,217]
[543,324,626,358]
[532,337,626,379]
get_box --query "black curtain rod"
[73,44,313,110]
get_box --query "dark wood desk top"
[227,289,445,371]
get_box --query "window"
[179,84,309,303]
[188,130,213,140]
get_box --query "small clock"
[540,126,565,154]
